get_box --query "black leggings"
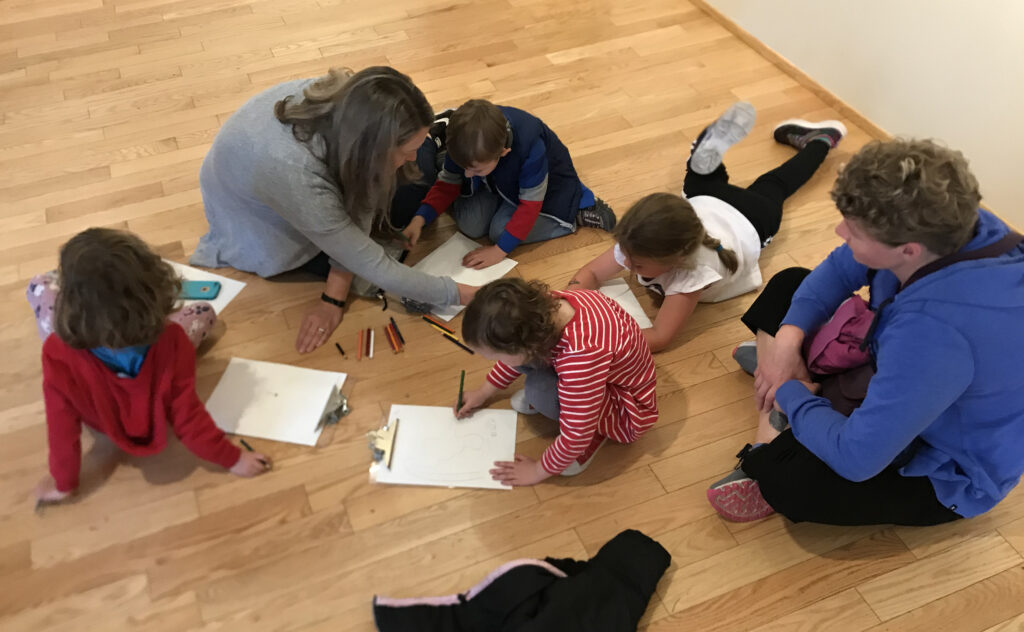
[737,268,962,526]
[683,140,829,246]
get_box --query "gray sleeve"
[256,161,460,306]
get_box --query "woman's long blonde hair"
[274,66,433,226]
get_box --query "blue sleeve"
[782,245,870,333]
[777,314,974,481]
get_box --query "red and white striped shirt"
[486,289,658,474]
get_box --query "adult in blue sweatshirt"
[707,138,1024,525]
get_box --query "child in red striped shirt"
[456,278,658,486]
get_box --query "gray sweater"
[191,78,459,306]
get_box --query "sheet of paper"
[374,404,517,490]
[205,358,346,446]
[165,259,247,315]
[412,233,518,321]
[600,278,653,328]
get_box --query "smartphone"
[180,280,221,300]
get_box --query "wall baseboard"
[691,0,890,141]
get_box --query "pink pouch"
[803,295,873,375]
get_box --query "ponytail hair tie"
[714,244,724,253]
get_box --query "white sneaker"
[560,439,606,476]
[689,101,757,175]
[510,389,538,415]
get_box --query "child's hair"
[614,192,738,273]
[446,99,509,167]
[831,138,981,256]
[275,66,434,226]
[462,278,561,365]
[54,228,181,349]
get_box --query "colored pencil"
[334,342,346,357]
[357,329,363,361]
[388,323,403,352]
[421,315,455,334]
[369,328,375,359]
[389,317,406,345]
[384,324,398,353]
[457,369,465,410]
[239,438,269,467]
[424,320,449,336]
[442,332,475,354]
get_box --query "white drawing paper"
[205,358,346,446]
[374,404,517,490]
[165,259,247,315]
[412,233,518,321]
[600,278,653,328]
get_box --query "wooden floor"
[2,0,1024,630]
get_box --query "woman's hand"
[34,475,71,504]
[230,451,272,477]
[402,216,426,248]
[457,283,478,306]
[456,383,498,418]
[754,326,810,412]
[490,455,551,487]
[462,245,507,270]
[296,302,343,354]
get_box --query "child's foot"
[576,197,616,231]
[690,101,756,175]
[561,435,606,476]
[430,108,454,151]
[706,468,775,522]
[773,119,847,150]
[732,340,757,376]
[510,389,538,415]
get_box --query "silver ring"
[317,327,326,333]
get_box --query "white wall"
[705,0,1023,227]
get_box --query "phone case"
[180,280,222,300]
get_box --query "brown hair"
[831,138,981,255]
[275,66,434,226]
[614,192,738,273]
[54,228,180,349]
[462,278,561,365]
[445,99,509,167]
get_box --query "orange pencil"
[383,324,397,353]
[357,329,363,361]
[388,323,402,352]
[421,314,455,335]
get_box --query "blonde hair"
[274,66,434,226]
[55,228,180,349]
[462,279,561,365]
[831,138,981,255]
[614,192,738,273]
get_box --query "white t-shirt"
[613,195,762,303]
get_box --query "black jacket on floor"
[373,529,671,631]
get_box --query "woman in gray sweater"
[192,67,473,352]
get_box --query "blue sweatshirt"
[776,209,1024,517]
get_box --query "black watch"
[320,293,346,309]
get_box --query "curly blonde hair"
[55,228,180,349]
[614,193,738,273]
[462,278,561,365]
[831,138,981,255]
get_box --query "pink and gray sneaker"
[773,119,847,150]
[706,467,775,522]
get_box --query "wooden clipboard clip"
[367,417,399,469]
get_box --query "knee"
[487,218,506,244]
[763,267,812,297]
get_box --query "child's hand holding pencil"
[455,381,499,419]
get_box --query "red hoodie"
[42,323,241,491]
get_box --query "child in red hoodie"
[34,228,270,505]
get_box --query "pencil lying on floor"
[442,332,474,355]
[389,317,406,346]
[421,315,455,335]
[384,323,398,353]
